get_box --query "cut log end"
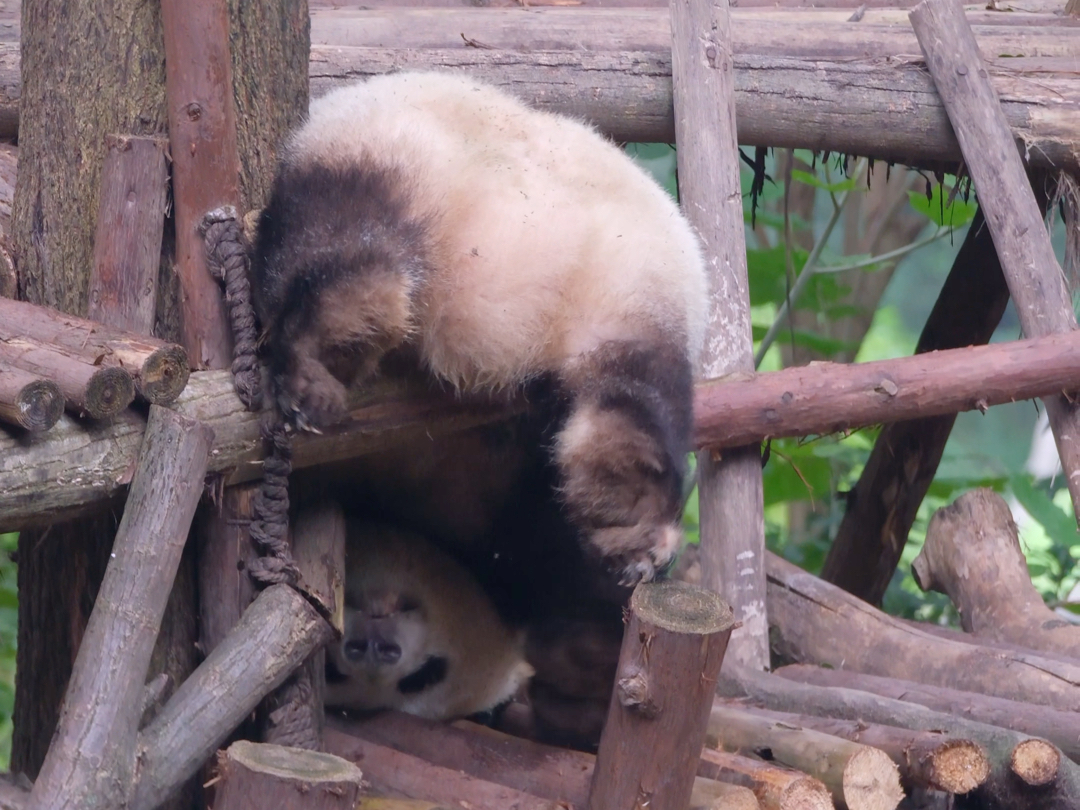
[5,378,64,431]
[930,739,990,795]
[213,740,365,810]
[138,345,191,404]
[1011,738,1061,786]
[843,747,904,810]
[631,579,735,636]
[783,778,834,810]
[83,365,136,419]
[689,776,760,810]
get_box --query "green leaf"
[1011,475,1078,549]
[791,169,858,193]
[746,246,809,307]
[907,187,978,228]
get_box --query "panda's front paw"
[588,522,683,586]
[275,363,348,432]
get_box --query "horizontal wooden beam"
[5,329,1080,532]
[0,8,1077,168]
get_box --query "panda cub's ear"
[249,70,707,584]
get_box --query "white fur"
[289,71,708,391]
[325,521,534,720]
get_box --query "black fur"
[397,655,449,695]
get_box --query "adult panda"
[250,71,708,741]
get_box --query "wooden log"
[724,666,1080,810]
[776,664,1080,765]
[672,0,767,670]
[86,134,169,335]
[697,748,834,810]
[210,741,364,810]
[589,581,734,810]
[0,774,29,810]
[0,297,189,405]
[330,715,760,810]
[323,732,565,810]
[820,207,1011,604]
[913,488,1080,658]
[0,363,63,432]
[765,552,1080,713]
[717,703,990,795]
[910,0,1080,521]
[0,334,134,419]
[693,330,1080,449]
[131,584,336,810]
[690,777,761,810]
[709,703,904,810]
[160,0,236,369]
[27,406,213,810]
[308,48,1080,173]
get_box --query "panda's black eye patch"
[398,596,421,613]
[397,656,448,694]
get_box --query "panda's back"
[288,72,707,391]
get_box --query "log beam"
[913,488,1080,658]
[11,327,1080,529]
[0,363,62,432]
[588,581,734,810]
[910,0,1080,520]
[26,406,213,810]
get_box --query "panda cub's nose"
[344,637,402,664]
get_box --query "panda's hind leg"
[553,341,694,584]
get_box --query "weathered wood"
[87,135,169,335]
[323,731,565,810]
[690,777,761,810]
[0,335,134,419]
[309,50,1080,172]
[131,584,336,810]
[0,363,62,432]
[160,0,236,369]
[776,664,1080,765]
[709,703,904,810]
[1012,739,1061,787]
[292,501,346,632]
[671,0,766,670]
[15,325,1080,529]
[914,488,1080,659]
[210,741,364,810]
[0,371,517,531]
[27,406,213,810]
[766,552,1080,713]
[589,581,734,810]
[697,748,834,810]
[694,330,1080,449]
[820,208,1011,603]
[911,0,1080,521]
[718,703,990,795]
[724,665,1080,810]
[0,297,189,405]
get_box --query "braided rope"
[199,207,262,411]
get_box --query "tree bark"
[671,0,767,671]
[27,406,213,810]
[910,0,1080,522]
[210,741,364,810]
[708,703,904,810]
[913,488,1080,658]
[776,664,1080,765]
[766,552,1080,712]
[723,665,1080,810]
[821,208,1010,603]
[589,581,734,810]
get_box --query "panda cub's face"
[327,590,433,701]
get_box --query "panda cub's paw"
[275,358,348,432]
[591,522,683,586]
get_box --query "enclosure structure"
[0,0,1078,808]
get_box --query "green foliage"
[0,532,15,769]
[907,181,978,229]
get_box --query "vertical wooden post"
[588,581,733,810]
[87,135,170,334]
[670,0,768,669]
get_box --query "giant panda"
[250,71,708,741]
[324,520,534,721]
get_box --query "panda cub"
[251,71,708,585]
[324,520,534,720]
